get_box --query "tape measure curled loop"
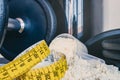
[0,40,68,80]
[0,40,50,80]
[17,53,68,80]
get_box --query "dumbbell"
[85,29,120,68]
[102,38,120,68]
[0,0,67,60]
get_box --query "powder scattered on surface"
[62,55,120,80]
[49,34,120,80]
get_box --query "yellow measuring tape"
[0,40,68,80]
[17,53,67,80]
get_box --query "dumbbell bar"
[0,0,67,61]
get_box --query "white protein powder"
[49,34,120,80]
[62,55,120,80]
[49,34,88,66]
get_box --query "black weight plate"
[85,29,120,68]
[103,50,120,60]
[0,0,8,47]
[0,0,56,60]
[48,0,68,36]
[102,38,120,51]
[85,29,120,59]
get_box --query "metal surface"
[16,18,25,33]
[64,0,83,38]
[7,18,22,32]
[65,0,77,34]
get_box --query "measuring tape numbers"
[17,53,68,80]
[0,40,50,80]
[0,40,68,80]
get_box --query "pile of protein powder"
[49,34,120,80]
